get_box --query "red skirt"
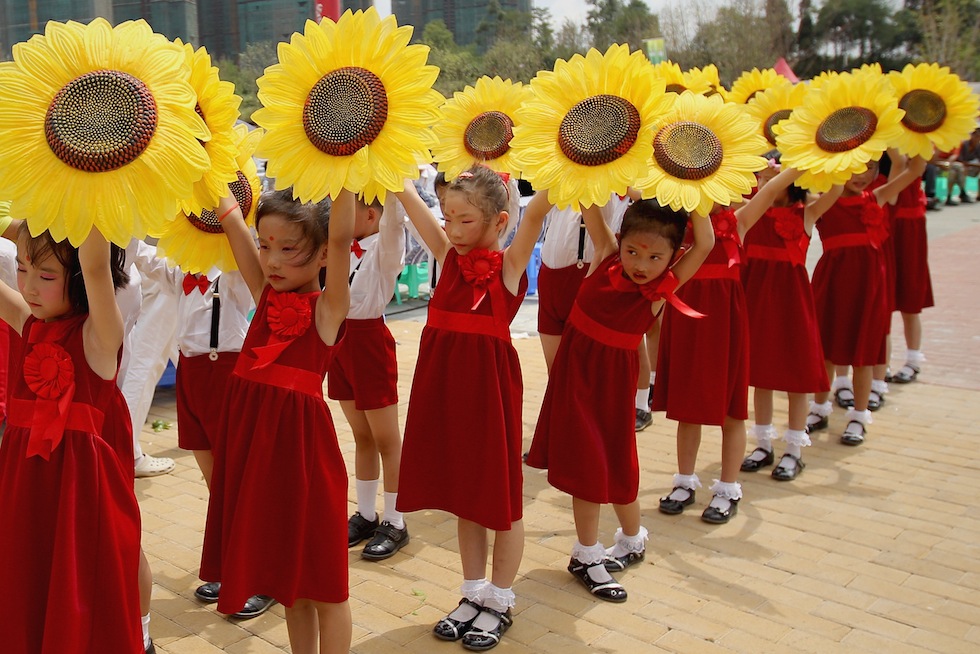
[892,215,934,314]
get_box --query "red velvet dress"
[891,179,934,314]
[742,205,829,393]
[201,287,349,613]
[0,315,142,654]
[652,210,750,425]
[527,254,670,504]
[812,192,889,366]
[397,249,527,531]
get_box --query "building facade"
[391,0,531,48]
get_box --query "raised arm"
[804,184,845,232]
[377,195,407,279]
[316,189,355,346]
[79,228,124,380]
[874,155,928,206]
[395,180,451,266]
[670,213,715,287]
[735,167,805,239]
[501,191,552,294]
[216,193,265,304]
[581,202,619,275]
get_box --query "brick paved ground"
[142,204,980,653]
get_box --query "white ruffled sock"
[605,526,649,558]
[667,473,701,501]
[708,480,742,512]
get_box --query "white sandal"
[134,454,176,478]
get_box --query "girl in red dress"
[395,166,551,650]
[0,224,143,653]
[809,157,927,446]
[653,205,751,524]
[199,190,355,654]
[527,200,712,602]
[738,160,839,481]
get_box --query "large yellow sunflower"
[652,61,707,95]
[176,39,242,215]
[744,82,808,147]
[888,63,980,160]
[511,44,673,210]
[431,76,530,180]
[154,124,263,274]
[635,91,769,217]
[775,70,905,192]
[253,8,444,204]
[728,67,793,104]
[0,18,210,246]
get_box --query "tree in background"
[915,0,980,79]
[419,20,482,98]
[586,0,660,53]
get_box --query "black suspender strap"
[576,216,587,268]
[209,276,220,361]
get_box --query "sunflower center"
[899,89,946,133]
[665,83,687,94]
[303,66,388,157]
[764,109,793,146]
[187,171,252,234]
[464,111,514,161]
[44,70,158,173]
[558,94,641,166]
[653,121,724,180]
[815,106,878,153]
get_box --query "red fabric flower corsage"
[267,291,312,338]
[861,205,889,247]
[24,342,74,399]
[459,249,503,310]
[773,212,804,242]
[711,209,742,267]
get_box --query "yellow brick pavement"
[143,210,980,653]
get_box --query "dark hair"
[620,200,688,252]
[255,188,331,265]
[18,223,129,315]
[445,166,508,223]
[434,171,449,191]
[763,149,807,204]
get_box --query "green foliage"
[218,41,279,124]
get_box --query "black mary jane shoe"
[461,606,513,651]
[603,549,644,573]
[701,498,739,525]
[868,390,885,412]
[740,447,774,472]
[568,558,628,602]
[891,364,919,384]
[433,598,483,641]
[347,511,379,548]
[231,594,277,619]
[840,421,866,446]
[771,453,805,481]
[834,387,855,409]
[194,581,221,604]
[145,640,156,654]
[361,521,410,561]
[658,487,695,515]
[805,413,829,434]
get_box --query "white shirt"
[540,195,631,268]
[349,200,406,320]
[133,242,254,357]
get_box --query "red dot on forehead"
[269,236,275,241]
[638,243,649,250]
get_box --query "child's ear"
[495,210,508,232]
[615,232,622,247]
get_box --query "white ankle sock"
[460,578,488,603]
[906,349,925,365]
[752,424,775,451]
[831,375,853,392]
[482,584,515,612]
[605,526,648,558]
[383,491,404,529]
[141,613,151,650]
[355,478,379,521]
[635,389,648,411]
[668,473,701,500]
[783,428,810,450]
[649,372,656,386]
[708,480,742,511]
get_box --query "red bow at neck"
[351,239,365,259]
[183,274,210,295]
[607,259,704,318]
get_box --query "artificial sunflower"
[888,63,980,160]
[635,91,769,217]
[727,67,793,104]
[652,61,706,95]
[744,82,808,147]
[686,64,724,97]
[511,44,673,210]
[253,7,444,204]
[431,76,530,180]
[154,124,263,273]
[176,39,242,216]
[0,18,210,246]
[775,70,905,192]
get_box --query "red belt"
[821,233,874,250]
[235,355,324,399]
[569,303,642,350]
[693,264,742,281]
[427,307,511,342]
[8,398,106,459]
[893,206,924,220]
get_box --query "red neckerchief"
[606,258,704,318]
